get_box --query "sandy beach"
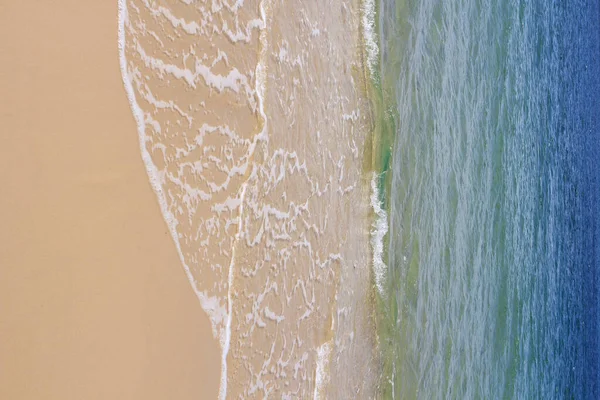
[7,0,596,398]
[0,2,219,399]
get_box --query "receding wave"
[118,0,380,397]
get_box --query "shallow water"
[119,0,379,398]
[377,0,600,398]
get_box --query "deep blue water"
[376,0,600,397]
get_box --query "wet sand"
[0,2,219,399]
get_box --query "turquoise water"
[375,0,600,398]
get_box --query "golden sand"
[0,2,219,399]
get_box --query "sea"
[374,0,600,398]
[119,0,600,397]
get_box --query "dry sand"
[0,2,220,399]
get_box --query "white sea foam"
[313,341,332,400]
[361,0,379,78]
[118,1,207,318]
[118,1,246,398]
[216,2,270,394]
[119,0,376,396]
[370,173,388,296]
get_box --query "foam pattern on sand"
[119,0,378,397]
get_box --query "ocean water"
[375,0,600,398]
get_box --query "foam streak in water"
[370,173,388,296]
[361,0,379,78]
[313,341,332,400]
[220,2,270,397]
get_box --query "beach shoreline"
[121,0,381,397]
[0,0,384,397]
